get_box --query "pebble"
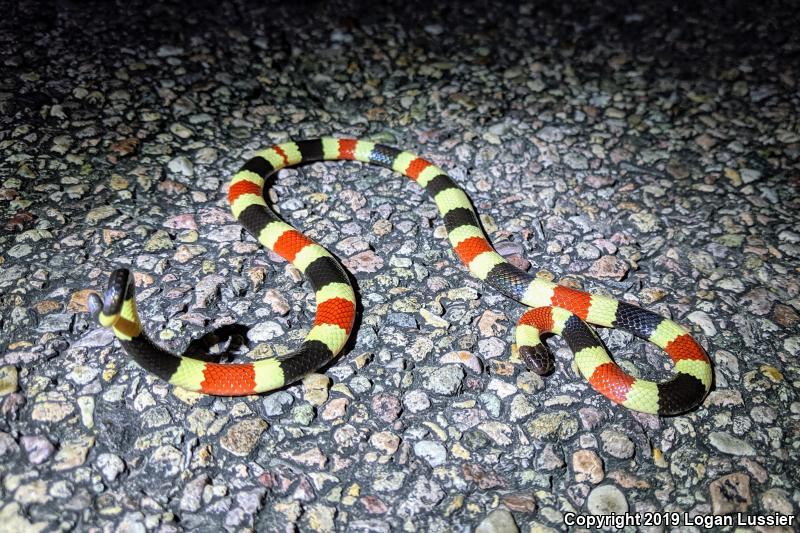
[536,444,566,471]
[343,251,384,273]
[475,508,519,533]
[586,485,628,515]
[168,156,194,176]
[371,393,402,423]
[262,391,294,417]
[526,411,579,441]
[687,310,717,336]
[708,432,756,456]
[508,394,535,421]
[439,351,483,373]
[306,503,336,532]
[370,431,401,455]
[709,473,751,514]
[219,419,268,456]
[501,493,537,513]
[587,255,629,280]
[599,430,635,459]
[0,366,18,395]
[180,474,209,512]
[413,440,447,467]
[403,390,430,413]
[96,452,125,481]
[572,450,604,484]
[20,435,55,465]
[52,435,94,471]
[321,397,349,420]
[422,365,465,396]
[291,404,315,425]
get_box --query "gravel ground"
[1,1,799,531]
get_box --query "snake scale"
[89,137,712,415]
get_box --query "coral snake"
[89,138,712,415]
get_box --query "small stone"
[20,435,55,464]
[578,407,604,430]
[371,393,402,423]
[180,474,209,512]
[501,493,537,513]
[96,452,125,481]
[439,351,483,373]
[587,256,629,280]
[77,396,95,429]
[85,205,117,224]
[0,431,18,456]
[0,502,47,532]
[304,373,331,406]
[695,133,717,151]
[629,212,660,233]
[186,408,214,436]
[475,508,519,533]
[419,308,449,328]
[193,274,225,309]
[386,312,416,328]
[564,152,588,170]
[343,251,384,273]
[370,431,401,454]
[572,450,604,484]
[262,391,294,417]
[526,411,578,441]
[708,432,756,456]
[536,444,566,470]
[477,422,513,446]
[403,390,430,413]
[0,366,18,395]
[291,404,315,425]
[760,488,793,516]
[584,174,616,189]
[413,440,447,467]
[687,310,717,336]
[423,24,444,35]
[288,446,327,468]
[321,398,349,420]
[724,168,742,186]
[463,463,506,489]
[168,156,194,176]
[739,168,762,184]
[487,378,516,399]
[709,473,751,515]
[575,242,601,260]
[508,394,535,421]
[536,126,564,142]
[359,495,388,514]
[600,430,635,459]
[52,435,95,471]
[306,503,336,533]
[31,394,74,422]
[220,419,268,456]
[422,365,465,396]
[248,321,285,342]
[263,289,290,315]
[586,485,628,515]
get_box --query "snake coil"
[90,138,712,415]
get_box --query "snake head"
[88,269,136,327]
[519,344,554,375]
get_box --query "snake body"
[90,138,712,415]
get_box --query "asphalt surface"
[1,1,798,531]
